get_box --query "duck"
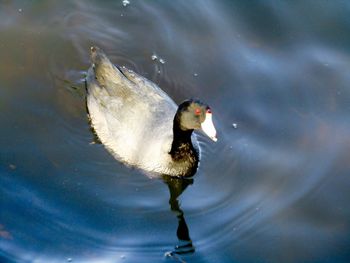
[86,46,217,177]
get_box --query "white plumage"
[86,47,201,177]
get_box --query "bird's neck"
[169,117,199,176]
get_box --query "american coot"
[86,47,217,177]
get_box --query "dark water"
[1,1,350,262]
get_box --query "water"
[1,1,350,262]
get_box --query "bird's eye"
[195,108,201,115]
[206,108,212,114]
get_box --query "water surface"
[1,1,350,262]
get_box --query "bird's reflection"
[162,175,195,255]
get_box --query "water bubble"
[9,164,16,170]
[164,251,185,263]
[67,258,73,262]
[122,0,130,7]
[18,8,22,12]
[232,123,238,129]
[151,54,166,64]
[193,73,198,77]
[120,255,126,259]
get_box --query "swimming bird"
[86,46,217,177]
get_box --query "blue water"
[1,1,350,262]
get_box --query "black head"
[175,99,217,142]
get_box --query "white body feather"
[86,64,199,176]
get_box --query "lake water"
[1,1,350,262]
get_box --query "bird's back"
[86,48,182,174]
